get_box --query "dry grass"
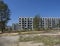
[0,33,18,36]
[19,31,45,35]
[19,35,60,46]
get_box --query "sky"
[4,0,60,26]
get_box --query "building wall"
[19,17,33,30]
[42,18,60,29]
[18,17,60,30]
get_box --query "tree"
[0,0,10,33]
[58,19,60,28]
[56,19,60,30]
[33,15,41,31]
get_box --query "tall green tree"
[33,15,41,31]
[56,19,60,27]
[0,0,10,33]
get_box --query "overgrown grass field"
[20,35,60,46]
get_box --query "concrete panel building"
[41,18,58,29]
[18,17,60,30]
[19,17,33,30]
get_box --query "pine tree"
[0,0,10,33]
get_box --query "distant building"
[19,17,33,30]
[40,17,60,29]
[18,17,60,30]
[12,23,19,31]
[11,17,60,31]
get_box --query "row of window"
[19,23,32,24]
[19,18,33,20]
[19,21,32,22]
[19,24,32,26]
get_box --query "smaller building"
[12,23,19,31]
[6,26,12,31]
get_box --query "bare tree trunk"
[1,24,5,33]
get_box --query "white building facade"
[19,17,33,30]
[19,17,60,30]
[40,17,60,29]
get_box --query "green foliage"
[56,19,60,28]
[33,15,41,31]
[0,1,10,32]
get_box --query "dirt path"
[0,32,60,46]
[0,35,19,46]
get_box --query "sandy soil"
[0,32,60,46]
[19,42,44,46]
[0,35,19,46]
